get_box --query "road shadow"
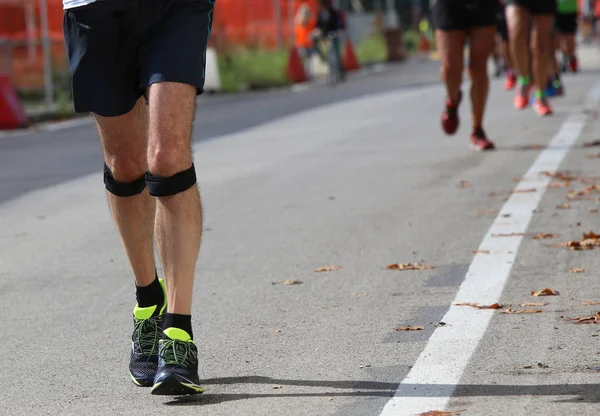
[163,376,600,406]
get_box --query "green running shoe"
[151,328,204,395]
[129,279,167,387]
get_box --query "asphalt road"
[2,49,600,416]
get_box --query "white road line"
[379,82,600,416]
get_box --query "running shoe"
[151,328,204,396]
[441,90,462,135]
[129,279,167,387]
[514,83,530,110]
[504,72,516,90]
[569,56,578,73]
[533,98,553,117]
[470,128,495,151]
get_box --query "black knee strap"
[104,163,147,197]
[145,164,197,197]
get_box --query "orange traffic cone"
[418,34,431,52]
[342,38,360,72]
[0,75,29,130]
[285,47,307,84]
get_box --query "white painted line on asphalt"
[379,82,600,416]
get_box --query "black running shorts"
[497,4,509,41]
[63,0,214,117]
[504,0,557,15]
[432,0,497,31]
[555,13,578,34]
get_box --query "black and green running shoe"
[150,328,204,395]
[129,279,167,387]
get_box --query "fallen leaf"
[541,171,578,182]
[567,185,600,199]
[583,231,600,240]
[585,152,600,159]
[274,329,281,333]
[568,268,585,273]
[512,188,537,194]
[549,182,571,188]
[584,140,600,148]
[588,208,599,213]
[502,214,512,218]
[455,302,503,309]
[387,263,435,271]
[393,326,424,331]
[472,250,490,254]
[581,301,600,306]
[273,385,282,389]
[522,144,545,150]
[502,308,544,314]
[538,362,550,369]
[531,288,560,297]
[564,312,600,324]
[314,265,342,272]
[521,365,534,369]
[492,233,529,237]
[532,233,557,240]
[556,202,571,209]
[272,279,303,285]
[472,209,498,216]
[458,180,470,189]
[520,302,548,307]
[415,412,463,416]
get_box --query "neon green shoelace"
[159,339,197,367]
[133,315,162,356]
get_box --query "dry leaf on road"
[556,202,571,209]
[314,265,342,272]
[416,412,463,416]
[272,279,303,285]
[458,180,470,189]
[502,308,544,314]
[393,326,424,331]
[387,263,435,271]
[455,302,503,309]
[272,385,282,389]
[586,153,600,159]
[531,288,560,297]
[532,233,557,239]
[274,329,282,333]
[583,140,600,148]
[549,182,571,188]
[564,312,600,324]
[568,268,585,273]
[520,302,547,307]
[473,250,490,254]
[581,301,600,306]
[588,208,599,213]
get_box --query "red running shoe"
[533,98,553,117]
[504,72,516,90]
[470,128,495,151]
[441,90,462,135]
[569,56,578,73]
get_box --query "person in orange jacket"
[295,3,318,79]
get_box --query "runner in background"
[432,0,497,151]
[295,3,318,79]
[556,0,579,73]
[497,0,517,90]
[506,0,556,116]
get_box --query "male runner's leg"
[63,0,214,395]
[530,2,556,116]
[432,0,467,136]
[506,1,533,109]
[556,11,579,72]
[468,25,497,150]
[498,4,517,90]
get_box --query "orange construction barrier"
[0,74,30,130]
[285,46,307,84]
[342,38,360,72]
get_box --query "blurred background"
[0,0,434,122]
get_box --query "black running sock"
[164,313,193,339]
[135,274,164,308]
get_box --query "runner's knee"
[146,164,197,197]
[104,163,147,197]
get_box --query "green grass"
[218,48,291,93]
